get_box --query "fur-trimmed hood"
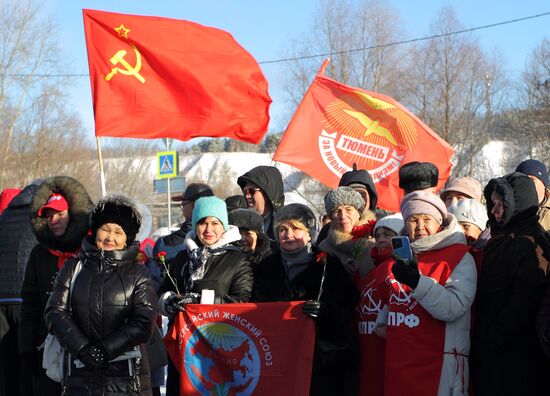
[31,176,93,252]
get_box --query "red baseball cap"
[38,193,69,216]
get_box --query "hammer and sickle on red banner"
[105,44,146,84]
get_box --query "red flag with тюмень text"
[164,301,315,396]
[273,59,454,212]
[83,9,271,143]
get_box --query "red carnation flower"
[316,251,328,263]
[351,220,377,240]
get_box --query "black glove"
[302,300,322,319]
[78,344,106,370]
[391,253,420,289]
[168,293,201,313]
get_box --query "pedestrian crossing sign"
[156,151,178,179]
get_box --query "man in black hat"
[398,161,439,195]
[237,166,285,244]
[515,159,550,230]
[338,163,378,220]
[153,183,214,265]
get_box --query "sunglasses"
[242,187,261,196]
[180,201,193,208]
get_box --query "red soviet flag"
[274,59,454,212]
[83,9,271,143]
[164,302,315,396]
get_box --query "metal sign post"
[157,140,179,230]
[166,140,171,229]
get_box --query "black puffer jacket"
[0,184,38,302]
[159,226,253,304]
[19,177,93,356]
[472,172,550,395]
[237,166,285,242]
[45,238,157,395]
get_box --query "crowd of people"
[1,157,550,396]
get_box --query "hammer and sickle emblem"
[105,44,145,84]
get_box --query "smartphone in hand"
[391,236,413,262]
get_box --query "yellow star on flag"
[114,24,130,38]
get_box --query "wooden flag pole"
[96,137,107,197]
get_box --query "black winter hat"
[339,163,378,210]
[515,159,549,188]
[225,195,248,213]
[228,208,263,234]
[91,195,142,245]
[171,183,214,202]
[398,162,439,193]
[274,203,317,239]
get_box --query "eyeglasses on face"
[180,201,193,208]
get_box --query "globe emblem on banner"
[184,323,261,395]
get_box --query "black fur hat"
[228,208,263,234]
[398,162,439,194]
[90,195,142,244]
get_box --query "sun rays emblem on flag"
[320,90,418,173]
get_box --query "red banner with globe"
[164,301,315,395]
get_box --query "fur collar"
[184,225,241,252]
[31,176,93,252]
[318,211,376,274]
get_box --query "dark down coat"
[45,237,157,395]
[19,177,93,358]
[471,172,550,395]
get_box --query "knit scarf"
[187,246,211,291]
[185,245,239,292]
[281,244,314,281]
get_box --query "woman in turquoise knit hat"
[157,196,253,396]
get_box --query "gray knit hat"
[324,187,365,215]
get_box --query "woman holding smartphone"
[375,190,477,396]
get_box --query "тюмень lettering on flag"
[274,59,454,212]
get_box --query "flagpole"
[318,57,330,76]
[166,138,172,230]
[95,136,107,197]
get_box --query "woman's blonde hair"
[274,218,309,236]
